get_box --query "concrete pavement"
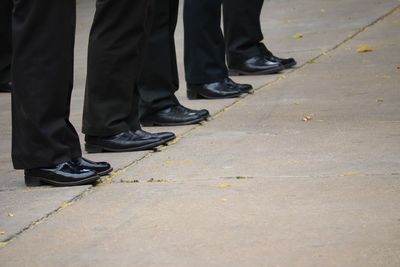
[1,0,400,266]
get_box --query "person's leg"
[183,0,251,99]
[0,0,12,92]
[224,0,295,74]
[11,0,103,186]
[83,0,175,152]
[183,0,227,84]
[224,0,267,62]
[12,0,82,170]
[83,0,155,136]
[138,0,180,117]
[138,0,209,126]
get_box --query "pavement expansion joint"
[0,186,94,248]
[117,172,400,184]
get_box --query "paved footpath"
[1,0,400,266]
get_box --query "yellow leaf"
[293,33,304,39]
[302,114,314,122]
[357,45,373,53]
[60,202,71,209]
[218,182,232,189]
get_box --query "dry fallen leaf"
[218,182,232,189]
[60,202,71,209]
[0,242,6,248]
[0,231,5,235]
[293,33,304,39]
[357,45,373,53]
[7,213,14,217]
[302,114,314,122]
[376,99,384,103]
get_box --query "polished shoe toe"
[141,105,208,126]
[192,108,210,118]
[225,78,253,93]
[184,106,210,118]
[264,52,297,68]
[71,157,112,176]
[228,55,284,75]
[24,161,100,187]
[132,129,176,143]
[187,80,242,99]
[85,130,164,153]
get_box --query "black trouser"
[12,0,153,169]
[12,0,81,169]
[0,0,12,84]
[82,0,154,136]
[224,0,268,64]
[137,0,180,117]
[184,0,267,84]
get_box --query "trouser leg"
[223,0,268,64]
[184,0,227,84]
[12,0,81,169]
[137,0,180,117]
[83,0,154,136]
[0,0,12,84]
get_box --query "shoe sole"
[159,136,177,143]
[141,117,205,127]
[85,139,168,153]
[229,66,285,76]
[187,90,242,100]
[25,174,100,187]
[97,167,113,176]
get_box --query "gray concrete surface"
[1,0,400,266]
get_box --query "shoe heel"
[25,176,43,187]
[187,90,200,100]
[85,144,104,153]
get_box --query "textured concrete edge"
[0,187,94,247]
[1,3,399,250]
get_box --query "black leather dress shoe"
[71,157,113,176]
[24,161,100,187]
[85,130,165,153]
[225,78,253,93]
[131,129,176,143]
[187,80,242,99]
[264,51,297,69]
[0,81,12,92]
[141,105,208,126]
[228,56,285,75]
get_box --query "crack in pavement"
[0,187,94,247]
[115,172,400,185]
